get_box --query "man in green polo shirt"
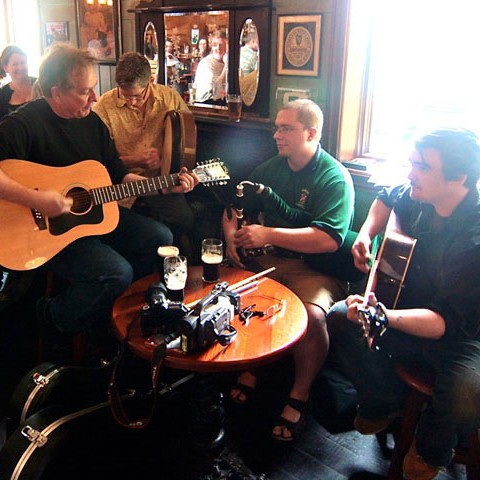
[223,99,355,442]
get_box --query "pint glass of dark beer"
[201,238,223,283]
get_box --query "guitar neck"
[90,173,180,205]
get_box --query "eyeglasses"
[271,125,306,135]
[239,294,286,324]
[117,84,149,102]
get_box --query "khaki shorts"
[248,254,348,313]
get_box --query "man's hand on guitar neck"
[345,293,371,323]
[346,292,386,325]
[124,167,199,195]
[345,292,389,349]
[164,167,199,194]
[346,292,446,340]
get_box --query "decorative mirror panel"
[132,1,271,118]
[238,19,259,107]
[163,11,229,107]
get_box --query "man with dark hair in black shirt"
[326,128,480,479]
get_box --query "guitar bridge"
[31,208,47,230]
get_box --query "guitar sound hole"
[67,187,92,215]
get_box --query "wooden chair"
[388,363,480,480]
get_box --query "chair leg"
[388,389,429,480]
[460,431,480,480]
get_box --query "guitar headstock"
[358,301,388,351]
[194,159,230,186]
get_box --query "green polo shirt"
[246,146,354,246]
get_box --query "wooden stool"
[388,363,480,480]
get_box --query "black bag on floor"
[0,396,136,480]
[6,360,113,436]
[1,370,195,480]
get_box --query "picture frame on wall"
[45,22,69,48]
[75,0,120,64]
[277,14,322,77]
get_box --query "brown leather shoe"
[403,440,443,480]
[353,411,401,435]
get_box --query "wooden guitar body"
[366,229,417,309]
[0,160,118,271]
[360,212,417,347]
[0,158,229,271]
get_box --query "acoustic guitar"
[0,159,229,271]
[359,212,417,347]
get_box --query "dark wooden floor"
[0,295,468,480]
[0,386,467,480]
[234,417,466,480]
[220,390,466,480]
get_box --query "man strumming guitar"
[326,128,480,480]
[0,44,198,360]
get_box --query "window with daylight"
[339,0,480,181]
[0,0,42,78]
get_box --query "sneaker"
[353,410,401,435]
[403,440,442,480]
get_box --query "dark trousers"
[42,207,173,335]
[326,300,480,467]
[132,194,194,234]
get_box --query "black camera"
[140,282,189,337]
[176,282,240,353]
[140,281,240,354]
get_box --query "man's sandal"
[272,397,310,443]
[229,382,256,405]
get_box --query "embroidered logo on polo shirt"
[296,189,309,209]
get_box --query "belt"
[272,247,304,260]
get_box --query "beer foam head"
[157,245,179,258]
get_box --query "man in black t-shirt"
[0,44,198,354]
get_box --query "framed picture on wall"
[45,22,69,48]
[277,14,322,77]
[75,0,120,64]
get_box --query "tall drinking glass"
[163,255,187,301]
[157,245,179,280]
[201,238,223,283]
[227,94,242,122]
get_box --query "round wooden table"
[112,266,308,372]
[112,266,308,473]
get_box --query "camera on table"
[140,282,188,337]
[141,281,240,354]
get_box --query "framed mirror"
[144,21,158,61]
[164,11,229,107]
[131,1,271,118]
[238,19,259,107]
[143,21,159,80]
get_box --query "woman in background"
[0,45,36,120]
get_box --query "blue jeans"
[326,300,480,467]
[42,207,173,335]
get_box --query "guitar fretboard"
[90,174,180,205]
